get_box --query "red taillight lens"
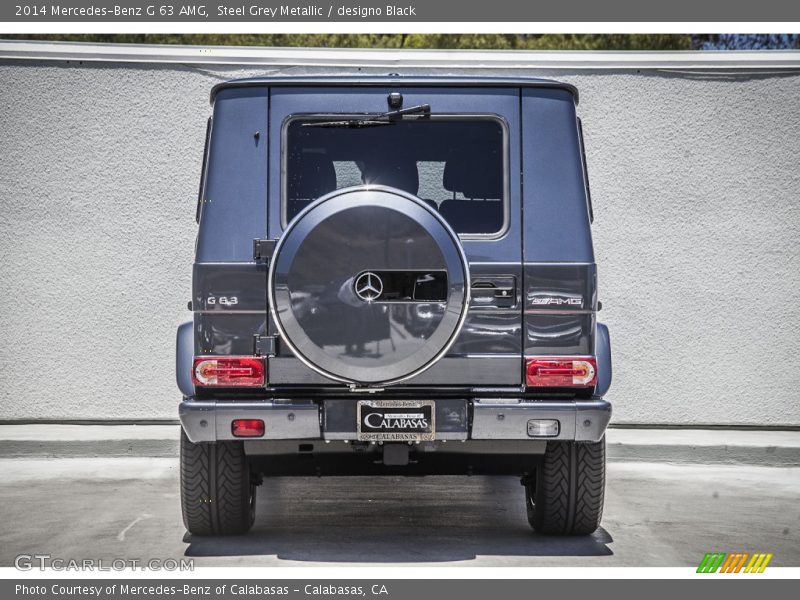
[192,357,265,387]
[525,357,597,387]
[232,419,265,438]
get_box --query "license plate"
[357,400,435,442]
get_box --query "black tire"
[180,430,256,536]
[525,437,605,536]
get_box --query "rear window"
[283,116,507,236]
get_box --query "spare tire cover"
[269,185,470,385]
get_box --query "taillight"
[192,357,265,387]
[232,419,265,437]
[525,356,597,387]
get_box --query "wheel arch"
[176,320,195,398]
[595,321,612,397]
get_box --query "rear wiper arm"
[302,104,431,128]
[302,119,393,129]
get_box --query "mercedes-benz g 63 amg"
[177,75,613,537]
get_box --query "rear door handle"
[471,277,517,308]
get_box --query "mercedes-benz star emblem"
[354,272,383,302]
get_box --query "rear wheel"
[180,430,256,535]
[525,438,605,535]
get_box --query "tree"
[2,33,693,50]
[691,34,800,50]
[5,33,797,50]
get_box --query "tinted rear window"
[283,117,506,235]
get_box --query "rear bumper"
[179,397,611,444]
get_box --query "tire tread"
[180,431,255,536]
[528,438,605,536]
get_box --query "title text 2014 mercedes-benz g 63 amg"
[176,75,612,537]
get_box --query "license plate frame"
[356,400,435,442]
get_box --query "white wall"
[1,46,798,425]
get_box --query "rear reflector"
[192,356,265,387]
[232,419,265,438]
[527,419,560,437]
[525,356,597,387]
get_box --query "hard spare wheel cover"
[269,185,470,385]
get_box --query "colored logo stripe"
[720,553,749,573]
[697,552,726,573]
[744,553,773,573]
[697,552,773,573]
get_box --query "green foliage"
[2,33,694,50]
[10,33,795,51]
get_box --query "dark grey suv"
[176,75,613,537]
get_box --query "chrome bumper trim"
[179,400,321,443]
[180,398,611,443]
[471,398,611,442]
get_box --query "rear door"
[267,86,523,387]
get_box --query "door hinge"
[254,335,278,357]
[253,239,277,263]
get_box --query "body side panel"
[521,88,599,366]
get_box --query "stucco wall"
[0,52,798,424]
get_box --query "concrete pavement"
[0,457,797,567]
[1,424,797,567]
